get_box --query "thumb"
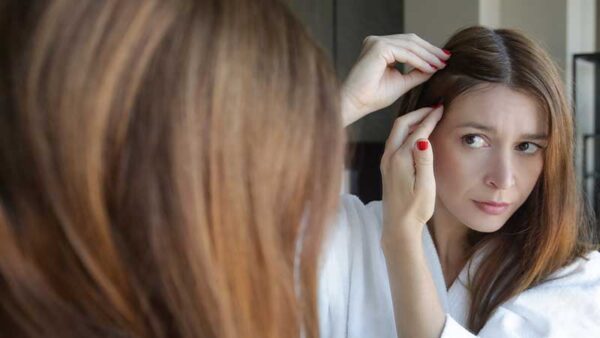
[400,69,433,92]
[412,139,435,193]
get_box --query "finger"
[392,39,446,69]
[404,105,444,147]
[384,47,437,73]
[383,106,437,157]
[397,68,433,92]
[412,139,436,194]
[407,33,450,60]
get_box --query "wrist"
[381,233,425,271]
[381,219,424,254]
[340,89,362,127]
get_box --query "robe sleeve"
[319,194,449,338]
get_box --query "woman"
[0,0,343,337]
[321,27,600,337]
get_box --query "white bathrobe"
[318,194,600,338]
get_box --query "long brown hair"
[399,26,597,332]
[0,0,343,337]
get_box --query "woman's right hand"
[341,34,450,127]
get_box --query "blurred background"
[289,0,600,227]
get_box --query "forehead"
[443,84,547,134]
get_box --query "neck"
[429,197,470,289]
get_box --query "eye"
[462,134,488,148]
[516,142,541,155]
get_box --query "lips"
[473,200,511,215]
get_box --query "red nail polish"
[417,140,429,151]
[432,102,443,109]
[442,49,452,56]
[441,60,447,65]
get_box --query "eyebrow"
[455,122,548,141]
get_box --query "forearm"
[382,228,446,338]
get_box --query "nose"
[484,152,516,190]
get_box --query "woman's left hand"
[380,104,447,338]
[380,104,444,242]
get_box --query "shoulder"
[539,250,600,288]
[319,194,385,286]
[520,250,600,296]
[482,250,600,336]
[337,194,383,230]
[321,194,384,261]
[318,195,397,338]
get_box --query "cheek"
[515,155,544,196]
[432,142,483,194]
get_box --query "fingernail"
[432,97,444,109]
[417,140,429,151]
[441,60,447,65]
[442,49,452,56]
[429,63,438,70]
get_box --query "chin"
[463,219,505,233]
[461,207,514,233]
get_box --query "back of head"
[401,26,595,332]
[0,0,343,337]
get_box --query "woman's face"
[429,84,548,233]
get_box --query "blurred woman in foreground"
[0,1,343,337]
